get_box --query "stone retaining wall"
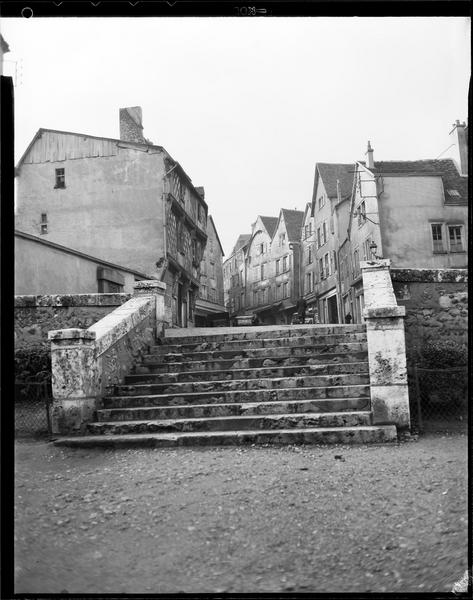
[391,268,468,362]
[15,294,131,350]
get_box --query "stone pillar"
[133,279,167,336]
[48,328,99,435]
[361,259,410,431]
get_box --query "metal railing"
[15,381,52,437]
[408,366,468,434]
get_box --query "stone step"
[125,361,370,384]
[87,411,373,435]
[161,324,366,345]
[135,351,369,374]
[53,425,398,448]
[114,373,370,396]
[97,397,371,422]
[142,342,368,364]
[149,332,367,354]
[101,384,371,409]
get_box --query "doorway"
[327,295,339,323]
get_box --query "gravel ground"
[14,433,468,594]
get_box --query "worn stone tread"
[53,425,397,447]
[102,384,371,408]
[96,397,372,422]
[149,333,367,354]
[126,361,370,384]
[162,324,366,344]
[146,342,368,363]
[115,373,370,396]
[87,411,373,435]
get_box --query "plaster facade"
[15,109,210,328]
[196,215,226,323]
[223,234,250,319]
[15,231,148,295]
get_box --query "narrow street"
[15,433,467,594]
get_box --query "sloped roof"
[259,216,279,238]
[208,215,225,257]
[316,163,355,199]
[232,234,251,254]
[281,209,305,242]
[371,159,468,205]
[16,128,208,210]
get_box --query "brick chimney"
[365,140,374,169]
[449,119,468,176]
[119,106,146,144]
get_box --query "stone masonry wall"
[15,294,131,350]
[391,268,468,363]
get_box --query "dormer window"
[55,168,65,189]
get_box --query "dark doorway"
[327,295,339,323]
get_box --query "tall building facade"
[15,106,223,328]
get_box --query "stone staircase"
[54,324,398,448]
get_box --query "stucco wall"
[15,293,131,350]
[16,145,166,274]
[15,234,145,295]
[379,176,468,269]
[391,268,468,363]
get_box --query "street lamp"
[369,241,379,259]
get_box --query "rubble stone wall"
[391,268,468,362]
[15,294,131,350]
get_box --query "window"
[253,290,258,305]
[276,259,280,275]
[319,257,325,280]
[317,228,321,249]
[304,225,309,239]
[210,262,215,278]
[55,168,65,189]
[306,272,313,293]
[363,238,373,261]
[431,224,445,253]
[307,246,313,265]
[324,253,330,277]
[353,248,360,276]
[330,251,335,274]
[282,256,288,272]
[277,284,281,300]
[279,233,286,246]
[40,213,48,235]
[209,239,214,253]
[318,195,325,210]
[309,222,313,236]
[358,201,366,226]
[283,282,289,298]
[240,292,245,308]
[200,284,207,299]
[261,263,265,280]
[322,222,327,245]
[448,225,464,252]
[209,288,217,302]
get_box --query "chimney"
[365,140,374,169]
[449,120,468,176]
[119,106,146,144]
[195,186,205,200]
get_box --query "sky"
[2,17,470,256]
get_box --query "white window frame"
[431,222,445,254]
[447,224,465,253]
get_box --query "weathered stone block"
[370,385,410,430]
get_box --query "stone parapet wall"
[48,281,166,434]
[15,293,131,350]
[391,268,468,362]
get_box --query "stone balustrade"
[361,259,410,431]
[48,280,166,434]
